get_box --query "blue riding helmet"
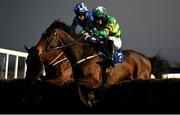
[73,2,89,13]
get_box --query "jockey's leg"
[107,40,115,66]
[108,36,122,50]
[108,36,123,65]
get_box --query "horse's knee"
[138,72,151,79]
[78,75,101,89]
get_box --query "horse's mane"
[42,19,80,40]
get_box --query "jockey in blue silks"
[70,2,94,32]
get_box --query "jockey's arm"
[70,18,78,32]
[92,27,110,38]
[80,24,93,36]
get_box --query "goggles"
[94,16,103,21]
[75,12,86,17]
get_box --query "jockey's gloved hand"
[90,37,97,42]
[91,30,99,37]
[92,27,97,32]
[89,30,94,35]
[84,36,97,43]
[89,28,99,36]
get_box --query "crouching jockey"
[70,2,94,32]
[81,6,125,66]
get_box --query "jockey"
[81,6,123,66]
[70,2,94,32]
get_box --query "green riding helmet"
[93,6,107,18]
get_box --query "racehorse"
[32,20,168,106]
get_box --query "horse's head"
[25,45,44,80]
[35,19,80,55]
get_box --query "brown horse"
[33,20,168,106]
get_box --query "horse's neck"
[65,43,84,64]
[59,31,83,63]
[59,30,96,64]
[82,44,95,57]
[59,30,75,44]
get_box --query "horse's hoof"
[22,96,31,103]
[35,94,42,103]
[88,92,95,100]
[87,100,93,108]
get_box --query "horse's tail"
[148,53,169,79]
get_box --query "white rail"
[163,73,180,79]
[0,48,28,79]
[151,73,180,79]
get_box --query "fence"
[0,48,28,79]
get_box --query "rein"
[39,49,67,67]
[47,33,100,65]
[52,35,102,65]
[38,31,83,67]
[76,54,100,65]
[41,29,101,67]
[47,52,67,66]
[52,35,84,50]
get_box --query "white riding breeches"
[108,36,122,50]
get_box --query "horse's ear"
[24,45,30,53]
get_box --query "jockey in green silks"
[81,6,123,66]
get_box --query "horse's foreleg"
[78,86,93,108]
[78,74,101,89]
[78,73,102,107]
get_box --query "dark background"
[0,0,179,65]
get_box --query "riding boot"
[98,39,114,67]
[108,40,115,67]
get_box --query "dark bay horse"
[33,20,168,106]
[39,20,168,85]
[25,20,169,106]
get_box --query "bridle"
[40,29,101,68]
[38,29,68,67]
